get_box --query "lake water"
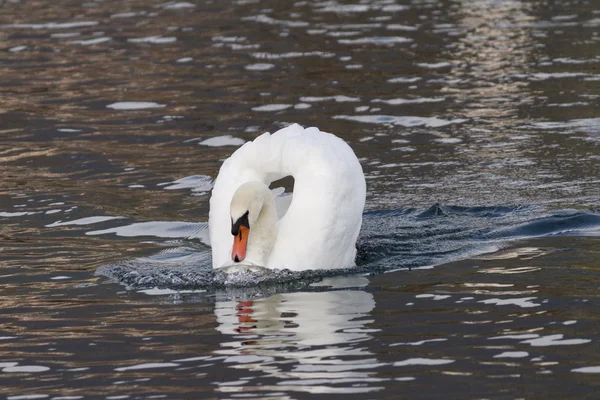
[1,0,600,398]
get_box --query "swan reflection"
[213,283,384,395]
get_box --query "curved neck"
[245,185,278,267]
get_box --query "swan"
[209,124,366,271]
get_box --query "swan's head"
[230,181,277,264]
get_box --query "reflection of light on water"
[213,290,385,394]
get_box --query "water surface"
[1,0,599,398]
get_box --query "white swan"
[209,124,366,271]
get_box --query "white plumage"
[209,124,366,271]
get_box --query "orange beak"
[232,225,249,262]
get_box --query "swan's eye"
[231,210,250,236]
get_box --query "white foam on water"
[115,362,180,371]
[8,396,49,400]
[521,334,591,347]
[57,129,81,133]
[128,185,145,188]
[128,36,177,44]
[478,297,541,308]
[0,337,17,341]
[245,63,275,70]
[339,36,412,45]
[176,57,193,63]
[45,216,125,228]
[493,351,529,358]
[5,21,98,29]
[394,358,455,366]
[71,37,111,45]
[334,114,468,127]
[572,366,600,373]
[563,320,577,325]
[294,103,311,109]
[106,102,166,110]
[251,104,293,112]
[50,276,72,280]
[198,136,245,147]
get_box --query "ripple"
[333,115,468,127]
[5,21,98,29]
[572,366,600,373]
[493,351,529,358]
[338,36,412,45]
[160,1,195,9]
[300,95,360,103]
[45,216,125,228]
[251,104,293,112]
[245,63,275,71]
[416,62,452,69]
[3,365,50,373]
[115,362,179,372]
[251,51,335,59]
[243,14,309,28]
[71,37,111,45]
[106,102,166,110]
[198,135,245,147]
[87,221,208,242]
[160,175,213,193]
[478,297,541,308]
[520,334,591,347]
[394,358,454,367]
[128,36,177,44]
[372,97,445,105]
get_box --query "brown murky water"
[1,0,599,399]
